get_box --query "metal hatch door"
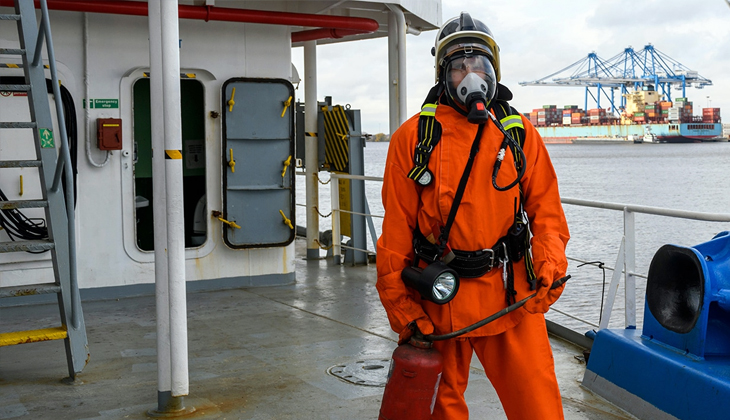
[222,78,295,248]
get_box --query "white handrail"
[326,173,730,330]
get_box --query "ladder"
[0,0,88,379]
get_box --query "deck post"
[304,40,320,260]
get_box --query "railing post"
[623,207,636,329]
[331,173,341,265]
[599,238,625,330]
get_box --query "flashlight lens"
[433,272,457,301]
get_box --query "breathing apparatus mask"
[432,12,501,124]
[444,54,497,124]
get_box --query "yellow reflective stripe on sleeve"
[500,114,524,132]
[420,103,438,117]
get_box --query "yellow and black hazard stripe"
[321,105,350,172]
[165,149,183,160]
[0,63,49,69]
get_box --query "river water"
[297,141,730,332]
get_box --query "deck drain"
[327,359,391,387]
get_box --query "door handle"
[281,95,292,117]
[227,87,236,112]
[228,148,236,173]
[279,210,293,230]
[281,155,291,178]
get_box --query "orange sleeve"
[518,116,570,285]
[376,117,434,336]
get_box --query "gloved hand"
[398,315,435,345]
[524,275,567,314]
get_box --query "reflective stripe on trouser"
[431,313,564,420]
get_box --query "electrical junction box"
[97,118,122,150]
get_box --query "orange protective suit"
[376,101,570,419]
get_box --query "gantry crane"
[519,44,712,116]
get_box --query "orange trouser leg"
[473,313,564,420]
[431,338,473,420]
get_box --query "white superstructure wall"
[0,9,296,291]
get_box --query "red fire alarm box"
[97,118,122,150]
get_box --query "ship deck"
[0,238,634,420]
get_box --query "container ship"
[529,88,723,144]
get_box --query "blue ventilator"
[583,231,730,420]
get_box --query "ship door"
[222,78,295,249]
[132,78,206,250]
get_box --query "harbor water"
[297,141,730,333]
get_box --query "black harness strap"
[407,89,538,303]
[408,85,443,186]
[436,123,485,257]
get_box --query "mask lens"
[444,55,496,107]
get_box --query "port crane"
[519,44,712,116]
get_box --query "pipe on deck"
[0,0,379,42]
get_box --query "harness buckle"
[480,248,496,268]
[416,143,434,154]
[496,244,509,289]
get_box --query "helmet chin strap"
[455,72,491,124]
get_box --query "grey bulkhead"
[222,78,296,248]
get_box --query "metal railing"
[37,0,80,328]
[330,173,382,261]
[326,173,730,331]
[561,198,730,330]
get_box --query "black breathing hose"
[424,275,570,341]
[488,110,527,192]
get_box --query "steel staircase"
[0,0,88,379]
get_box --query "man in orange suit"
[376,12,570,420]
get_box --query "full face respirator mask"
[445,55,497,124]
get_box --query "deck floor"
[0,238,634,419]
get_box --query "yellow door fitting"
[217,216,241,229]
[281,155,292,178]
[228,148,236,173]
[279,210,293,230]
[227,87,236,112]
[19,175,23,196]
[281,95,292,118]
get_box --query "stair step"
[0,160,42,168]
[0,327,68,347]
[0,283,61,298]
[0,122,37,129]
[0,14,21,21]
[0,239,54,253]
[1,200,48,210]
[0,84,30,91]
[0,48,25,56]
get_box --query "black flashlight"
[402,261,460,304]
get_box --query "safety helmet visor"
[440,41,493,67]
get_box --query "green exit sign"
[84,98,119,109]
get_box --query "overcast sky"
[292,0,730,134]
